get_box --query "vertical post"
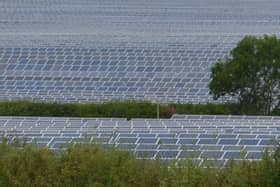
[157,102,159,119]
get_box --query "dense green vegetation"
[170,103,241,115]
[0,140,279,187]
[0,101,158,119]
[210,35,280,115]
[272,107,280,115]
[0,101,278,118]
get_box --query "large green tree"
[209,35,280,115]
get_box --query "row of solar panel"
[0,95,213,104]
[2,123,279,132]
[0,81,205,87]
[0,115,278,121]
[0,77,207,82]
[3,131,277,149]
[0,58,222,64]
[0,71,209,78]
[2,7,277,18]
[0,37,242,48]
[0,26,277,38]
[1,21,278,30]
[0,20,223,25]
[0,47,229,51]
[0,52,228,57]
[1,67,211,75]
[0,115,278,164]
[1,117,278,142]
[2,135,277,162]
[0,87,206,94]
[2,122,280,129]
[3,118,277,126]
[171,115,280,120]
[3,128,277,142]
[0,53,227,62]
[2,132,277,147]
[1,134,270,164]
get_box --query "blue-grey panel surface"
[0,0,279,103]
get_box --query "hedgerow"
[0,101,277,118]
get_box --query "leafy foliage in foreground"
[0,141,279,187]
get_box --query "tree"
[209,35,280,115]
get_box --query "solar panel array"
[1,115,279,166]
[0,0,280,103]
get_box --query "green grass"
[0,140,279,187]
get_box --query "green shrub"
[0,140,279,187]
[170,103,241,115]
[272,107,280,115]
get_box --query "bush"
[272,107,280,115]
[0,140,279,187]
[170,103,241,115]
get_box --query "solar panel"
[239,139,260,145]
[178,138,198,144]
[138,138,158,144]
[201,151,224,159]
[136,151,157,159]
[178,151,201,159]
[246,152,264,160]
[218,139,239,145]
[157,151,178,159]
[198,139,218,145]
[223,152,243,159]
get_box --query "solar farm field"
[0,0,279,103]
[0,1,279,185]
